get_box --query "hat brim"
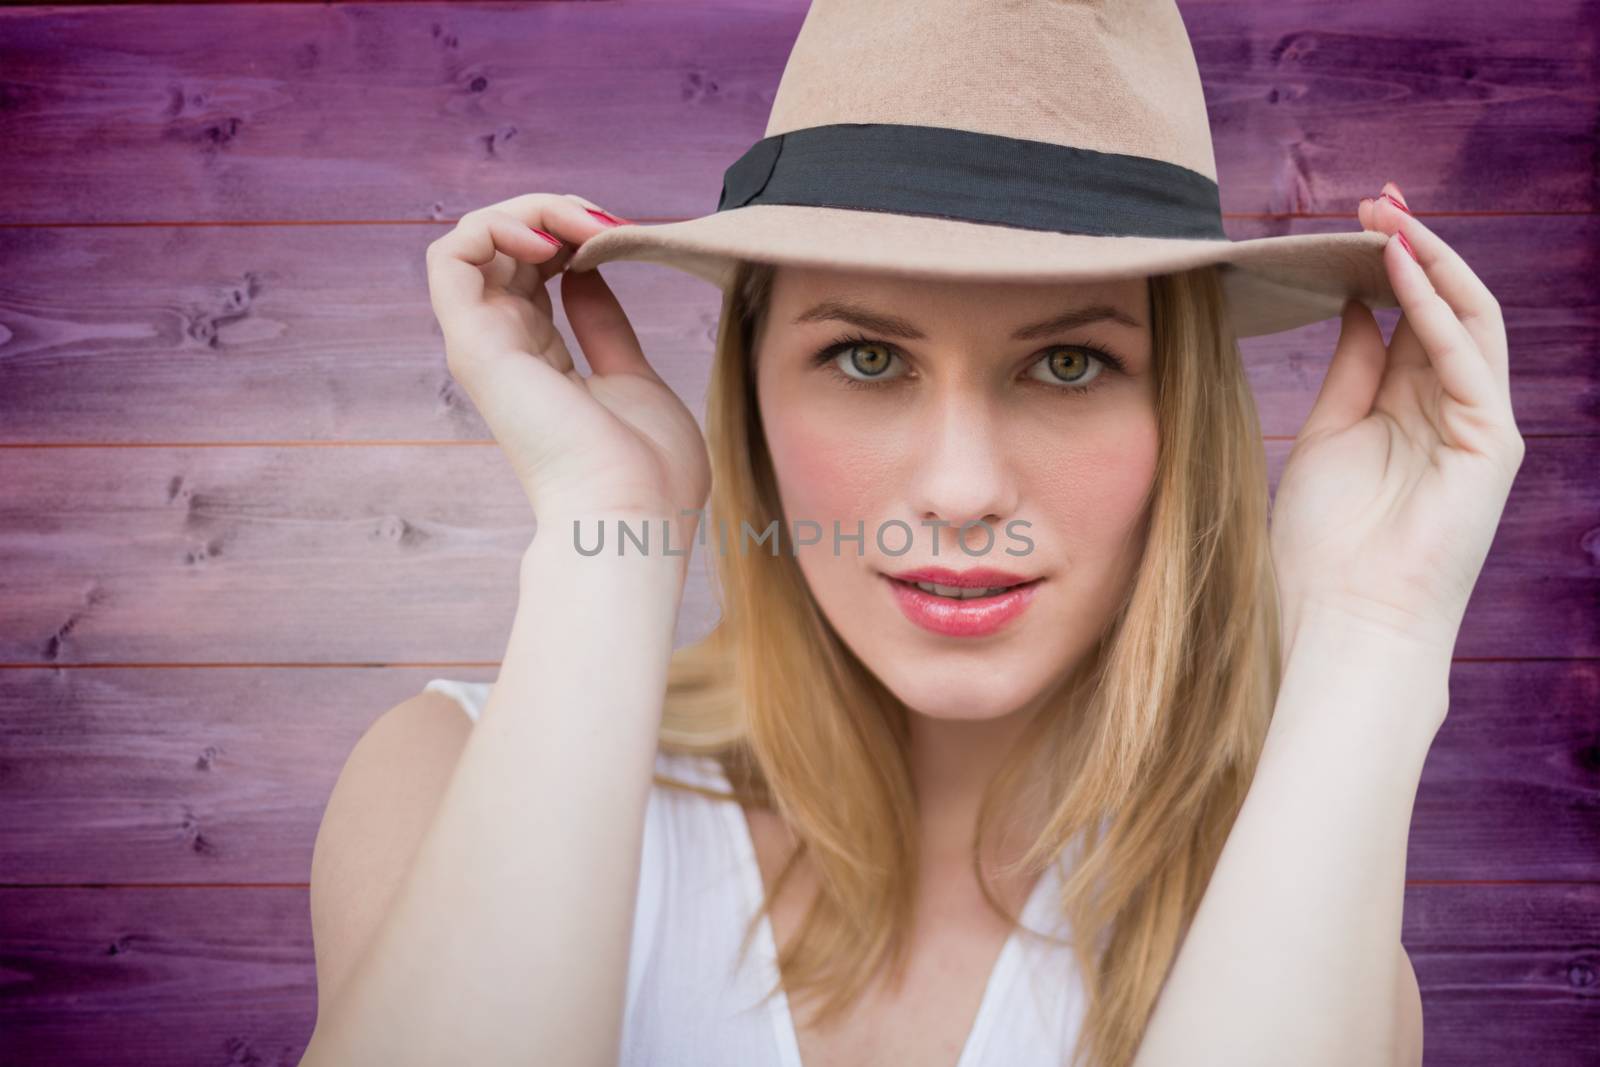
[564,205,1398,339]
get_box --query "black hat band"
[716,121,1228,242]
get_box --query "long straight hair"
[652,258,1284,1067]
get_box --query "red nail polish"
[530,226,562,247]
[1388,184,1409,210]
[1397,229,1418,262]
[586,207,630,226]
[1380,192,1411,216]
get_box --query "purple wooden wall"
[0,2,1595,1064]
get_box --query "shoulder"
[331,685,475,814]
[418,678,493,724]
[323,685,476,830]
[307,685,474,1014]
[1393,941,1423,1066]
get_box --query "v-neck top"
[423,678,1091,1066]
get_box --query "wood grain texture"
[1,884,1595,1066]
[0,444,726,665]
[0,1,1594,1065]
[0,661,1592,886]
[0,215,1593,443]
[0,439,1585,662]
[0,0,1594,222]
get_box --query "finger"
[474,193,616,282]
[425,235,485,337]
[1352,199,1429,376]
[426,209,565,340]
[559,191,608,214]
[1382,308,1431,374]
[428,211,591,383]
[1379,227,1498,410]
[505,195,624,307]
[1300,299,1387,440]
[1354,193,1428,374]
[1358,196,1376,232]
[1370,196,1508,392]
[559,266,665,383]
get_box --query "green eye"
[1026,346,1112,391]
[810,334,1126,397]
[845,342,894,378]
[813,336,905,387]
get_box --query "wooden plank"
[0,667,487,886]
[0,887,316,1067]
[1184,0,1600,215]
[1228,217,1599,438]
[0,3,1589,1065]
[0,216,1592,443]
[0,442,726,665]
[0,224,725,444]
[0,438,1585,663]
[1410,660,1600,882]
[0,883,1593,1065]
[1263,436,1600,663]
[0,1,1593,223]
[0,660,1594,885]
[1402,882,1600,1066]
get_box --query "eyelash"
[809,332,1129,398]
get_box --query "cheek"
[764,406,890,524]
[1031,412,1160,542]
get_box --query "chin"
[872,664,1047,722]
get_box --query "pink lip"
[886,565,1035,589]
[881,573,1042,638]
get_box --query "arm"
[1129,606,1448,1067]
[301,517,688,1067]
[1394,939,1424,1067]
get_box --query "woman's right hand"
[425,192,711,534]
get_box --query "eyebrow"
[791,299,1145,341]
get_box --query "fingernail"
[1396,229,1418,263]
[1386,183,1410,210]
[1379,191,1411,216]
[530,226,562,247]
[586,207,630,227]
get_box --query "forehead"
[767,263,1149,325]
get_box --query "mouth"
[886,576,1042,600]
[879,573,1044,637]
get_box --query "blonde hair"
[653,258,1285,1067]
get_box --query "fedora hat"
[565,0,1399,339]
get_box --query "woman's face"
[752,265,1159,722]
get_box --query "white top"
[423,678,1090,1066]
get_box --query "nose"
[903,392,1020,551]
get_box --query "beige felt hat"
[565,0,1398,339]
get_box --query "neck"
[905,696,1050,882]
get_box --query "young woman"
[298,6,1523,1066]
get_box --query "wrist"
[522,510,696,584]
[1274,605,1453,749]
[1279,595,1459,664]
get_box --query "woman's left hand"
[1269,181,1526,657]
